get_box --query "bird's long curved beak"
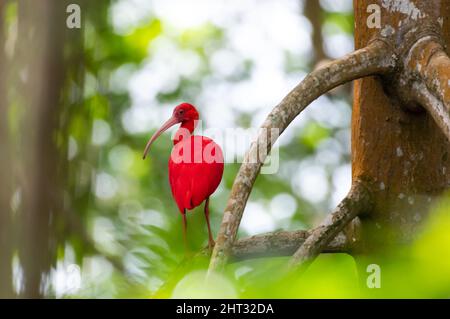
[143,116,180,159]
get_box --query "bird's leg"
[204,197,215,250]
[182,210,189,253]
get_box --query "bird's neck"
[173,120,195,145]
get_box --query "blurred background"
[0,0,448,298]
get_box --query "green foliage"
[323,12,354,35]
[300,122,330,150]
[147,197,450,298]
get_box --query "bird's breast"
[168,136,224,212]
[169,136,224,165]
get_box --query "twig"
[288,181,373,270]
[209,40,395,273]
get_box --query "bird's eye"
[178,110,184,115]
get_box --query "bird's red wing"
[168,161,195,213]
[168,136,224,213]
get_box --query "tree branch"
[402,35,450,141]
[414,43,450,113]
[230,228,352,262]
[209,40,396,273]
[288,181,373,270]
[411,81,450,141]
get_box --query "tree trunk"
[0,0,14,298]
[16,0,67,298]
[352,0,450,251]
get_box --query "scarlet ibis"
[143,103,224,250]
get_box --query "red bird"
[143,103,224,250]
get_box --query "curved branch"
[209,40,396,272]
[420,48,450,141]
[417,45,450,114]
[288,181,373,270]
[411,81,450,141]
[403,37,450,141]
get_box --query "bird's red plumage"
[142,103,222,249]
[168,135,224,213]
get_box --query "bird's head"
[143,103,199,159]
[173,103,199,123]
